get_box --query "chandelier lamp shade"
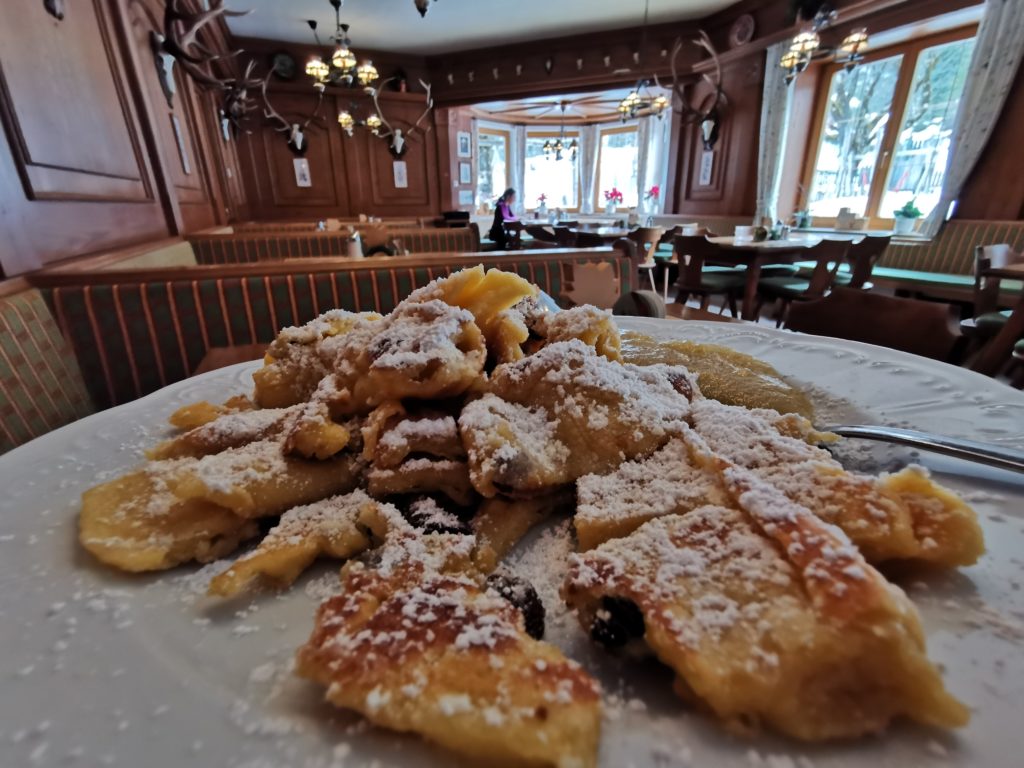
[543,103,579,161]
[780,3,869,85]
[618,79,671,121]
[304,0,378,91]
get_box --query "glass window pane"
[525,134,579,210]
[807,55,903,217]
[880,37,975,219]
[476,131,507,207]
[597,129,639,208]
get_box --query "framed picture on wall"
[458,189,474,206]
[459,162,472,184]
[456,131,472,158]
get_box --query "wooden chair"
[970,289,1024,377]
[785,287,965,363]
[612,290,666,318]
[757,239,850,326]
[672,235,746,316]
[842,234,891,289]
[960,244,1024,342]
[502,221,525,250]
[627,226,664,293]
[560,261,620,309]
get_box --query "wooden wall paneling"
[0,0,170,275]
[116,0,222,233]
[674,56,763,217]
[0,0,153,202]
[203,90,249,221]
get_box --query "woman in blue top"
[487,188,518,249]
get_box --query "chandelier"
[304,0,378,91]
[543,103,578,162]
[780,4,868,85]
[618,79,671,122]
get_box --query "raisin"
[486,572,545,640]
[590,596,645,649]
[406,496,472,536]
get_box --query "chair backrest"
[801,239,851,297]
[785,286,962,362]
[503,221,524,250]
[628,227,665,260]
[846,235,891,289]
[575,231,606,248]
[974,243,1024,315]
[560,261,621,309]
[673,235,725,292]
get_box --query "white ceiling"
[226,0,735,56]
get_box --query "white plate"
[1,320,1023,768]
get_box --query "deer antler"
[668,30,727,124]
[260,68,324,133]
[367,78,397,137]
[158,0,251,89]
[407,79,434,138]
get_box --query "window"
[595,126,639,209]
[802,28,975,225]
[524,131,580,210]
[476,128,510,207]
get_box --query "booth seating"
[33,247,634,411]
[187,226,481,265]
[231,218,426,233]
[865,220,1024,303]
[0,281,95,454]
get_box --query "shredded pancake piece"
[297,529,601,768]
[565,466,968,740]
[459,340,698,496]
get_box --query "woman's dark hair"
[496,188,516,204]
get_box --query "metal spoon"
[827,425,1024,474]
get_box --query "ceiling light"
[305,2,376,90]
[781,4,869,85]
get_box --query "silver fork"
[827,425,1024,474]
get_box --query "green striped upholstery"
[0,287,94,454]
[42,254,629,410]
[188,228,480,265]
[188,234,352,264]
[878,220,1024,274]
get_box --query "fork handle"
[828,425,1024,474]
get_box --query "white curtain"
[578,124,599,214]
[510,124,527,216]
[754,41,794,225]
[639,115,670,214]
[921,0,1024,237]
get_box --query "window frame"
[799,25,977,229]
[594,123,640,211]
[476,126,511,206]
[524,128,583,212]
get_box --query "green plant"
[894,199,923,218]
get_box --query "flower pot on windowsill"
[893,216,918,236]
[605,202,617,215]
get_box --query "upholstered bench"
[188,226,481,264]
[34,248,632,410]
[870,220,1024,303]
[0,282,94,454]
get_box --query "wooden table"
[666,303,743,323]
[194,344,267,376]
[569,226,632,243]
[704,235,824,320]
